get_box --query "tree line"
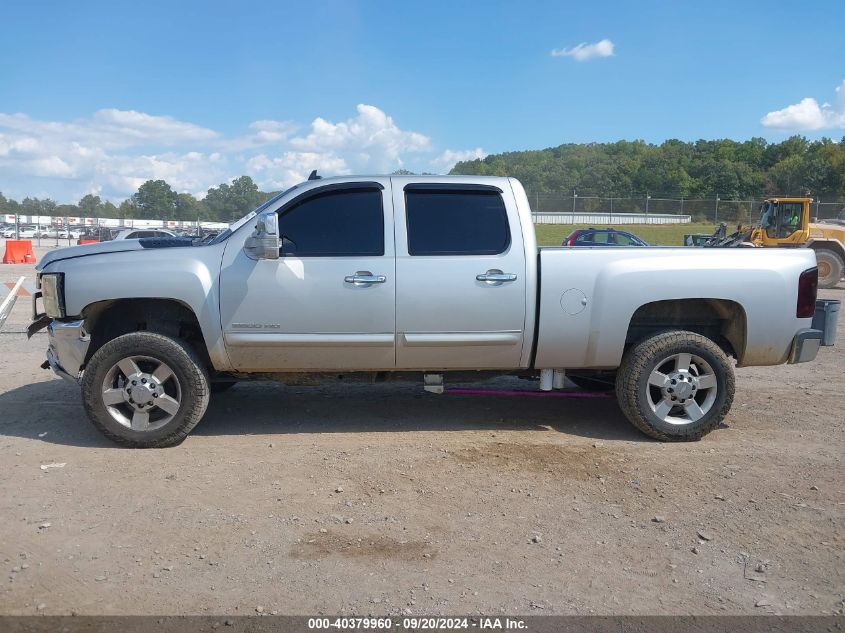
[450,135,845,201]
[3,135,845,224]
[0,176,278,223]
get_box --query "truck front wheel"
[615,331,734,441]
[81,332,210,448]
[814,249,844,289]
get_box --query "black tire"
[81,332,210,448]
[615,330,734,441]
[567,371,616,392]
[210,380,237,394]
[814,249,844,289]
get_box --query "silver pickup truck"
[30,175,838,447]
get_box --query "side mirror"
[244,211,280,260]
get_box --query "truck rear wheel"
[81,332,210,448]
[815,249,844,289]
[615,331,734,441]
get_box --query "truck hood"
[36,239,195,271]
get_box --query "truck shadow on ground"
[0,378,652,448]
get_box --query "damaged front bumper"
[789,299,840,364]
[43,319,90,383]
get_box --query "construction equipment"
[702,197,845,288]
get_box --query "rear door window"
[405,189,510,255]
[607,231,634,245]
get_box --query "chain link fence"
[526,192,845,225]
[2,213,225,245]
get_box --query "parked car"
[563,227,648,246]
[4,225,39,239]
[30,175,838,447]
[38,227,67,238]
[112,228,177,240]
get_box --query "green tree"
[175,193,206,221]
[118,199,139,219]
[767,155,806,195]
[132,180,178,219]
[20,197,57,217]
[451,136,845,200]
[102,201,118,217]
[204,175,264,222]
[78,194,103,216]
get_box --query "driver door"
[219,180,396,371]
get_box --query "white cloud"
[551,38,615,61]
[219,119,299,151]
[0,104,464,203]
[760,80,845,131]
[431,148,487,172]
[290,104,431,172]
[90,109,218,144]
[246,152,349,191]
[0,109,217,150]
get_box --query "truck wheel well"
[81,299,211,369]
[808,240,845,262]
[625,299,746,362]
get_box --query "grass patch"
[534,223,717,247]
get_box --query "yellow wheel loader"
[703,197,845,289]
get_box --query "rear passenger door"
[392,181,527,369]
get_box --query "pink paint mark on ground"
[446,388,612,399]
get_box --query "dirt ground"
[0,243,843,616]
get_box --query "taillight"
[797,267,818,318]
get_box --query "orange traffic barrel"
[2,240,36,264]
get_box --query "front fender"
[41,245,230,370]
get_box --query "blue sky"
[1,0,844,202]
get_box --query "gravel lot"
[1,242,843,616]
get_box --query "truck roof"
[307,174,509,184]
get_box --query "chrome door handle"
[344,271,387,285]
[476,270,517,285]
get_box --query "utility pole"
[645,193,651,217]
[715,194,720,223]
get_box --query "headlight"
[40,273,66,318]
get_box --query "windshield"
[207,184,299,245]
[759,201,774,228]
